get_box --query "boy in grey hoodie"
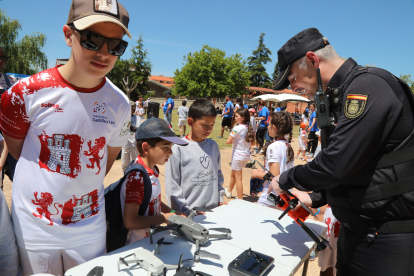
[165,99,225,215]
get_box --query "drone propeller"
[157,237,173,246]
[285,190,319,219]
[278,198,297,220]
[298,220,332,252]
[119,254,135,267]
[194,249,221,262]
[150,224,180,244]
[177,254,183,272]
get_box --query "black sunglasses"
[71,26,128,56]
[0,56,8,62]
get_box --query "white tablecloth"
[65,200,326,276]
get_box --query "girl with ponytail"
[225,108,254,199]
[251,111,295,208]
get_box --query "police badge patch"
[344,94,368,119]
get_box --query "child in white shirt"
[136,101,145,126]
[296,122,309,161]
[225,108,255,199]
[251,111,295,208]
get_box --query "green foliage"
[272,61,279,85]
[106,58,126,89]
[106,35,152,101]
[129,35,152,97]
[247,33,272,88]
[0,9,47,75]
[400,74,414,93]
[173,45,250,99]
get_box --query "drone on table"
[254,161,331,252]
[149,207,232,262]
[117,238,211,276]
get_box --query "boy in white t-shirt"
[0,1,132,274]
[121,118,188,245]
[177,100,189,138]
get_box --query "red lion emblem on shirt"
[31,192,63,226]
[84,137,106,175]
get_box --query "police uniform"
[273,28,414,275]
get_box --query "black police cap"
[273,28,330,91]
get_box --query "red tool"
[255,161,331,252]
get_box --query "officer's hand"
[291,190,312,208]
[267,174,283,195]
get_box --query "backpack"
[105,161,152,253]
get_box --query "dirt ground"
[2,137,325,276]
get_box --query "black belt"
[343,220,414,242]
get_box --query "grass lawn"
[168,112,300,149]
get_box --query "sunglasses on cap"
[70,25,128,57]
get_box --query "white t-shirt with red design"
[258,140,294,207]
[0,67,131,250]
[120,155,161,245]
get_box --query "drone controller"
[228,248,274,276]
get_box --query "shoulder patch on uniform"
[344,94,368,119]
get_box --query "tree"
[272,61,280,86]
[0,9,47,75]
[400,74,414,93]
[247,33,272,88]
[173,45,250,99]
[128,35,152,98]
[106,35,152,101]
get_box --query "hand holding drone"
[254,161,331,252]
[149,207,232,262]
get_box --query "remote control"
[228,248,274,276]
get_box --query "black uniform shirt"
[279,59,414,216]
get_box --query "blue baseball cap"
[135,118,188,146]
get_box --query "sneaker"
[308,153,314,158]
[216,136,224,139]
[259,149,264,154]
[305,152,311,157]
[225,189,232,198]
[309,251,316,261]
[245,160,255,168]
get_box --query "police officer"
[269,28,414,275]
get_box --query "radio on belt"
[228,248,274,276]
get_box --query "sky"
[1,0,414,79]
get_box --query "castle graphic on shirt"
[47,135,72,175]
[61,190,100,226]
[71,194,95,222]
